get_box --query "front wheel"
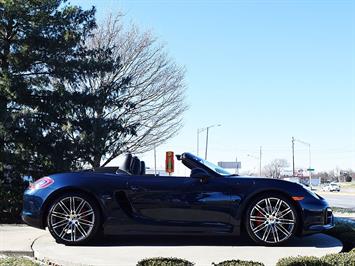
[245,194,298,245]
[47,192,101,245]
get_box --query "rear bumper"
[22,211,44,229]
[22,189,48,229]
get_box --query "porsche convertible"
[22,152,333,246]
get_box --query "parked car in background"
[322,182,341,192]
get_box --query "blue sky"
[72,0,354,174]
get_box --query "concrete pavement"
[0,225,344,266]
[32,233,342,266]
[0,225,46,256]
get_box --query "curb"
[0,250,34,257]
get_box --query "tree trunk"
[92,154,102,168]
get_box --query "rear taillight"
[29,176,54,190]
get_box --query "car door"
[125,174,234,233]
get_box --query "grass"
[332,207,355,213]
[339,182,355,188]
[0,257,40,266]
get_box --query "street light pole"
[293,137,312,188]
[205,127,209,160]
[196,124,221,160]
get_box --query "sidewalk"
[0,224,343,266]
[32,233,342,266]
[0,225,46,256]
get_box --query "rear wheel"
[245,194,298,245]
[47,192,101,245]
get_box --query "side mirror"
[190,168,210,183]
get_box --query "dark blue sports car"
[22,152,334,246]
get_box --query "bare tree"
[264,159,289,179]
[62,14,187,167]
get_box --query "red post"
[165,151,174,175]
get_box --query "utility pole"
[292,137,295,177]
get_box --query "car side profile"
[322,182,341,192]
[22,152,334,246]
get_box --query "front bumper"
[300,196,335,235]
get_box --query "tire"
[245,193,299,246]
[47,192,101,245]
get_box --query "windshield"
[194,156,231,176]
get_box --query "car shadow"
[86,233,340,249]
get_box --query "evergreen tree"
[0,0,101,222]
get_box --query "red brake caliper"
[255,211,263,226]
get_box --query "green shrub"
[213,259,264,266]
[326,217,355,251]
[276,256,322,266]
[277,252,355,266]
[321,252,355,265]
[136,257,194,266]
[0,257,40,266]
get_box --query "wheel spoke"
[262,225,272,241]
[59,201,70,215]
[252,222,268,233]
[75,199,85,214]
[78,218,94,227]
[276,223,291,237]
[76,223,88,237]
[70,224,74,241]
[277,208,292,219]
[59,222,71,238]
[271,225,280,243]
[69,197,75,212]
[273,199,282,215]
[250,216,267,222]
[254,204,268,217]
[277,218,295,225]
[51,211,67,219]
[78,209,94,218]
[52,219,68,229]
[265,198,273,215]
[73,223,77,241]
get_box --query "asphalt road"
[317,192,355,209]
